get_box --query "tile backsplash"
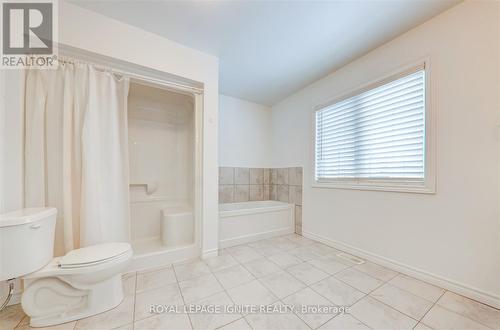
[218,166,303,234]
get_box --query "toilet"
[0,208,133,327]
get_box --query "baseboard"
[201,248,219,259]
[303,230,500,309]
[220,227,295,249]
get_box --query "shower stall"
[125,79,203,271]
[128,82,199,267]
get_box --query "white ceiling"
[70,0,459,106]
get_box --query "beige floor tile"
[318,314,371,330]
[311,277,365,306]
[218,318,251,330]
[135,283,183,321]
[267,252,302,268]
[309,243,338,256]
[244,303,309,330]
[354,261,398,282]
[227,280,277,306]
[370,284,434,320]
[174,259,212,281]
[258,270,306,299]
[214,264,255,290]
[204,254,239,272]
[335,268,384,294]
[413,322,433,330]
[288,246,324,261]
[188,292,241,330]
[15,316,76,330]
[286,262,329,286]
[421,305,491,330]
[308,256,351,275]
[283,287,338,329]
[389,274,444,303]
[0,304,25,329]
[136,266,176,292]
[226,245,262,263]
[134,312,192,330]
[75,295,134,330]
[284,234,315,246]
[266,236,301,251]
[243,258,281,278]
[179,273,224,303]
[350,296,417,330]
[436,291,500,330]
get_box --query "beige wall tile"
[249,185,264,201]
[250,168,264,184]
[219,167,234,185]
[289,185,302,205]
[263,169,270,184]
[219,185,234,204]
[263,185,270,200]
[277,168,289,184]
[234,185,250,202]
[289,167,303,186]
[270,169,278,184]
[234,168,250,184]
[295,205,302,226]
[277,184,289,202]
[270,184,277,200]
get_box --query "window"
[314,64,435,193]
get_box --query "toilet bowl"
[22,242,133,327]
[0,208,133,328]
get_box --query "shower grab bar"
[129,182,158,195]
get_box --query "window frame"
[311,59,436,194]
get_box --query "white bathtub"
[219,201,295,248]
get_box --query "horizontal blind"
[315,69,425,180]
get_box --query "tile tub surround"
[218,167,303,234]
[3,234,499,330]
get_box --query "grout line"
[412,290,447,330]
[172,262,195,330]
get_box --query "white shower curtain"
[24,61,130,254]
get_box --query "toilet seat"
[59,243,131,269]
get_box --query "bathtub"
[219,201,295,248]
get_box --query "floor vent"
[336,252,365,265]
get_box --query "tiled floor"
[2,234,499,330]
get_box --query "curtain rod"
[56,56,204,95]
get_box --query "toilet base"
[22,274,125,327]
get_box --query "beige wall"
[271,1,500,307]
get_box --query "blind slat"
[315,69,425,180]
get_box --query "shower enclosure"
[128,82,197,260]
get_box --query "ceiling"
[70,0,459,106]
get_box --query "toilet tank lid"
[0,207,57,227]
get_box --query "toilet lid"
[59,243,131,268]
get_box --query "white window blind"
[315,67,426,181]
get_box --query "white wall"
[271,1,500,307]
[219,95,272,168]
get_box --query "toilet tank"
[0,208,57,281]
